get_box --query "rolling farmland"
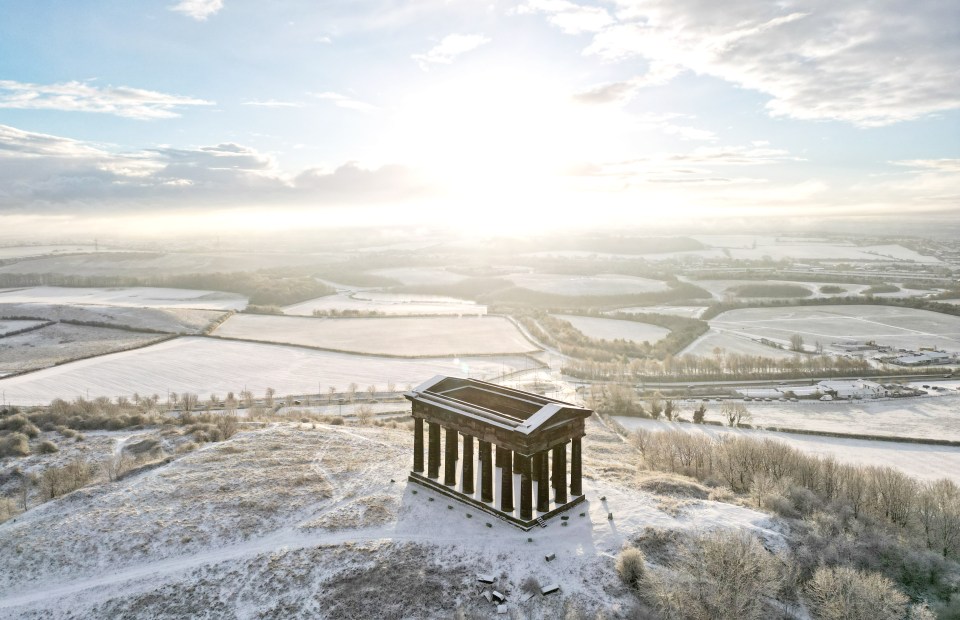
[554,314,670,343]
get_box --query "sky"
[0,0,958,239]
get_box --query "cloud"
[0,80,213,120]
[412,33,491,69]
[893,159,960,174]
[0,123,430,212]
[540,0,960,126]
[516,0,613,34]
[312,92,376,112]
[169,0,223,21]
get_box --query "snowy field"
[554,314,670,344]
[680,329,804,359]
[0,319,46,335]
[708,305,960,354]
[284,291,485,316]
[368,267,467,286]
[0,286,247,310]
[693,279,933,301]
[614,417,960,485]
[688,237,942,263]
[0,251,326,277]
[0,245,106,259]
[0,337,538,405]
[0,324,166,374]
[670,395,960,442]
[0,303,228,334]
[213,315,535,356]
[0,417,779,618]
[507,273,669,296]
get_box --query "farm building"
[817,380,887,399]
[892,351,955,366]
[405,376,592,530]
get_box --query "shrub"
[805,566,908,620]
[215,413,239,440]
[0,414,40,438]
[35,440,59,454]
[328,416,345,426]
[0,432,30,457]
[616,547,646,590]
[520,576,541,595]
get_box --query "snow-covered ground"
[680,329,802,359]
[0,302,229,334]
[0,319,46,335]
[612,306,707,318]
[0,286,247,310]
[614,417,960,485]
[706,305,960,354]
[506,273,670,296]
[553,314,670,344]
[0,337,539,405]
[213,314,533,356]
[0,323,166,374]
[284,291,486,316]
[368,267,468,286]
[0,417,780,618]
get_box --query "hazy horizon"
[1,0,958,239]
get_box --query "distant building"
[892,351,954,366]
[817,380,886,399]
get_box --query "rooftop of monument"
[405,376,591,436]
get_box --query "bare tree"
[265,387,275,408]
[805,566,907,620]
[693,403,707,424]
[721,401,751,427]
[789,334,804,352]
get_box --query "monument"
[405,375,592,529]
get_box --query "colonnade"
[412,418,583,519]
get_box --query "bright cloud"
[169,0,224,21]
[0,80,213,120]
[517,0,614,34]
[540,0,960,126]
[412,33,491,69]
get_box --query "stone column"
[570,437,583,497]
[413,417,424,473]
[461,434,474,495]
[427,422,440,479]
[479,441,493,503]
[499,447,513,513]
[536,451,550,512]
[444,426,458,486]
[519,454,533,520]
[553,442,567,504]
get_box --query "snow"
[0,245,106,259]
[213,314,537,356]
[284,291,486,316]
[0,323,165,374]
[707,305,960,354]
[0,286,247,310]
[0,337,539,405]
[0,319,46,335]
[0,417,780,618]
[369,267,468,286]
[506,273,669,296]
[614,417,960,485]
[681,329,802,359]
[553,314,670,344]
[0,302,228,334]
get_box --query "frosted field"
[0,324,165,374]
[689,236,941,263]
[692,279,868,301]
[0,417,779,618]
[615,417,960,485]
[0,303,228,334]
[368,267,467,286]
[0,251,327,277]
[0,245,106,259]
[0,319,46,335]
[554,314,670,344]
[284,291,485,316]
[680,329,804,359]
[614,305,707,318]
[0,286,247,310]
[673,395,960,442]
[506,273,669,296]
[214,315,534,356]
[710,305,960,353]
[0,337,537,405]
